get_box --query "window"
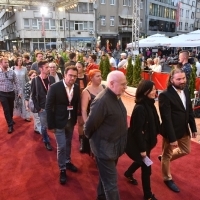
[84,21,88,30]
[186,10,189,18]
[60,20,63,30]
[191,12,194,19]
[74,21,84,30]
[50,19,55,30]
[190,24,194,31]
[110,16,115,26]
[32,19,38,29]
[110,0,115,5]
[24,19,30,29]
[89,21,93,30]
[101,16,106,26]
[101,0,105,4]
[123,0,131,6]
[185,22,188,30]
[179,22,182,30]
[89,3,93,12]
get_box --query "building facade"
[176,0,196,34]
[0,1,96,51]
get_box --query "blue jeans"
[54,119,74,170]
[38,110,50,143]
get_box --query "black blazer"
[56,72,63,80]
[159,86,197,143]
[45,80,80,129]
[31,76,55,112]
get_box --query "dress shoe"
[8,126,14,134]
[144,194,158,200]
[158,155,162,162]
[124,171,138,185]
[66,162,78,172]
[164,180,180,193]
[96,194,106,200]
[60,170,67,184]
[45,143,52,151]
[34,130,40,134]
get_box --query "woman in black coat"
[125,80,160,200]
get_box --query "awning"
[66,37,95,42]
[119,15,133,20]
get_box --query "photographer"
[179,50,191,86]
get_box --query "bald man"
[84,71,128,200]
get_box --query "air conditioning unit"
[89,30,94,35]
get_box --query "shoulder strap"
[102,84,106,89]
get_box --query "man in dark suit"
[31,60,55,151]
[84,71,128,200]
[159,68,197,193]
[45,66,80,185]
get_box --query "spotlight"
[22,8,26,12]
[13,8,17,12]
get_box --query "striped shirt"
[0,68,21,93]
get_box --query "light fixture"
[13,8,17,12]
[58,7,64,12]
[5,8,9,12]
[40,6,48,16]
[22,8,26,12]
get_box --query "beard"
[172,82,186,90]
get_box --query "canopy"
[160,31,200,47]
[127,34,170,48]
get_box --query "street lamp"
[40,6,48,51]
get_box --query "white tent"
[127,34,170,48]
[160,30,200,47]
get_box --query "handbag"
[29,77,38,113]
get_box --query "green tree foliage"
[77,53,84,62]
[189,63,197,98]
[60,51,69,63]
[126,57,134,86]
[132,55,142,87]
[99,57,104,75]
[102,56,111,80]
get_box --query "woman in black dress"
[125,80,160,200]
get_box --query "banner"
[176,1,181,27]
[41,15,45,37]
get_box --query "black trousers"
[0,91,15,127]
[126,152,152,199]
[95,157,119,200]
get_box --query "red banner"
[41,15,45,37]
[176,2,181,27]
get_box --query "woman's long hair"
[135,80,155,104]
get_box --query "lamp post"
[68,11,71,51]
[63,18,66,50]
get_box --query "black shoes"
[124,171,138,185]
[158,155,162,162]
[66,162,78,172]
[144,194,158,200]
[8,126,14,134]
[164,180,180,193]
[60,170,67,184]
[45,142,52,151]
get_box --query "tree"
[132,55,142,87]
[99,57,104,75]
[102,56,111,80]
[189,63,197,98]
[77,53,84,62]
[60,51,69,63]
[126,57,134,86]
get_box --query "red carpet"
[0,106,200,200]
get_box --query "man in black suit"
[159,68,197,193]
[45,66,80,185]
[31,60,55,151]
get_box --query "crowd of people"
[0,48,198,200]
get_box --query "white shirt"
[172,86,186,109]
[196,62,200,76]
[150,64,162,73]
[118,59,127,68]
[109,57,117,68]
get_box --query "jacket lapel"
[168,86,186,110]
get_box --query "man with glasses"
[84,71,128,200]
[46,66,80,185]
[0,57,21,133]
